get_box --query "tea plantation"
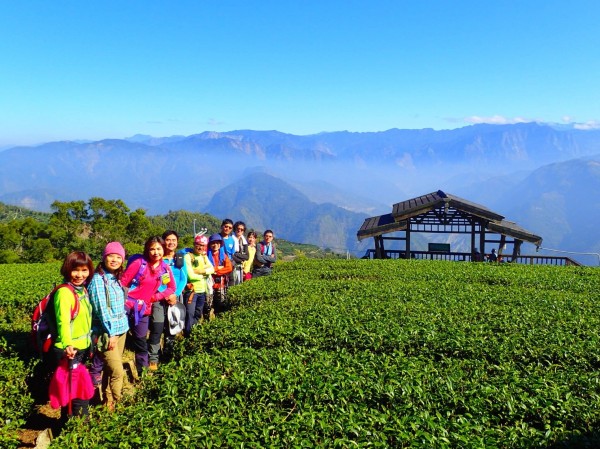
[1,259,600,448]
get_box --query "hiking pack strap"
[132,300,146,326]
[62,284,85,348]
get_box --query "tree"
[24,238,54,263]
[0,198,228,264]
[48,200,88,258]
[88,197,130,244]
[127,208,158,244]
[0,223,22,254]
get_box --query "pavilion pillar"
[405,219,411,259]
[511,239,522,262]
[374,236,385,259]
[479,223,486,259]
[498,235,506,258]
[470,221,476,260]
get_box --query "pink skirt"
[48,359,95,409]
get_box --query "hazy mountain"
[443,155,600,265]
[1,123,600,257]
[0,139,229,212]
[205,173,369,254]
[497,157,600,256]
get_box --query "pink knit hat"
[103,241,125,260]
[194,235,209,245]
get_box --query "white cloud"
[207,118,224,127]
[573,120,600,130]
[449,115,600,130]
[464,115,534,125]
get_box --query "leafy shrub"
[0,338,34,447]
[45,259,600,448]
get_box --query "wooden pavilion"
[357,190,576,265]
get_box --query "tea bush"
[2,260,600,447]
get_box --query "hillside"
[0,202,50,223]
[3,123,600,214]
[0,201,339,263]
[2,124,600,256]
[205,173,369,254]
[497,158,600,253]
[448,156,600,265]
[2,260,600,447]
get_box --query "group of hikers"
[43,219,276,421]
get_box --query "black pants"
[212,287,229,314]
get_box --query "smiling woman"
[87,241,128,411]
[120,236,175,374]
[49,251,95,422]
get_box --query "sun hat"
[208,233,223,244]
[194,235,209,245]
[168,302,186,335]
[103,241,125,260]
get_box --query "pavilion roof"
[357,190,542,246]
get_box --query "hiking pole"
[68,354,75,417]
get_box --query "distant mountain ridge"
[120,123,600,167]
[2,123,600,257]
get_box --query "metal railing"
[362,250,582,266]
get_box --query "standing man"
[219,219,236,261]
[253,229,276,277]
[219,219,236,285]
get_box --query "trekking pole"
[67,354,75,417]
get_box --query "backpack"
[124,254,170,325]
[173,252,185,269]
[31,283,79,356]
[126,254,170,288]
[126,254,148,288]
[232,237,249,264]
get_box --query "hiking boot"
[149,362,158,371]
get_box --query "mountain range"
[1,123,599,263]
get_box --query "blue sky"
[1,1,599,146]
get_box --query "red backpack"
[31,283,79,356]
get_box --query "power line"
[537,246,600,266]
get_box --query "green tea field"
[1,259,600,448]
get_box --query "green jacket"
[184,252,215,294]
[53,285,92,350]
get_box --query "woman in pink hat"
[88,241,128,411]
